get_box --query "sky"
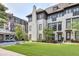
[3,3,57,21]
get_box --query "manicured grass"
[1,42,79,56]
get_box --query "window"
[73,7,79,16]
[29,25,32,31]
[72,17,79,29]
[39,24,42,30]
[52,23,57,31]
[52,18,56,21]
[66,32,71,40]
[48,23,57,31]
[29,34,32,39]
[75,31,79,40]
[53,6,59,11]
[58,22,62,31]
[39,34,42,39]
[66,19,71,29]
[6,35,9,40]
[48,23,52,29]
[37,13,44,19]
[28,17,32,22]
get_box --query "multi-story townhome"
[27,3,79,42]
[0,13,28,42]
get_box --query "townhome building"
[27,3,79,42]
[0,13,28,42]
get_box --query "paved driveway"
[0,42,16,46]
[0,48,25,56]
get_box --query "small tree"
[15,24,27,44]
[72,20,79,40]
[22,31,28,43]
[43,27,54,42]
[15,25,23,41]
[72,20,79,30]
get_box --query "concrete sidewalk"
[0,48,25,56]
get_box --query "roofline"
[26,10,46,17]
[26,3,79,17]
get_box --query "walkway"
[0,48,25,56]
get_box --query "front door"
[58,33,62,41]
[66,32,71,40]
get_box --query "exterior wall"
[27,4,79,42]
[0,13,28,41]
[37,19,47,40]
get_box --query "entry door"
[66,32,71,40]
[58,33,62,41]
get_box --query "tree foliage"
[15,25,23,41]
[0,3,8,23]
[43,27,54,37]
[15,24,27,41]
[72,20,79,30]
[43,27,54,42]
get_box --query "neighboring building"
[8,13,28,33]
[0,13,28,42]
[27,3,79,42]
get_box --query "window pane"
[39,24,42,30]
[58,22,62,31]
[66,19,71,29]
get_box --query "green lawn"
[1,42,79,56]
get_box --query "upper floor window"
[52,23,57,31]
[66,19,71,29]
[39,24,42,30]
[37,13,45,20]
[48,23,57,31]
[53,6,59,11]
[58,22,62,31]
[72,17,79,29]
[48,23,52,29]
[28,17,32,22]
[47,16,51,19]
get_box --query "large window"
[52,23,57,31]
[66,19,71,29]
[75,31,79,40]
[28,17,32,22]
[58,22,62,31]
[48,23,57,31]
[72,17,79,29]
